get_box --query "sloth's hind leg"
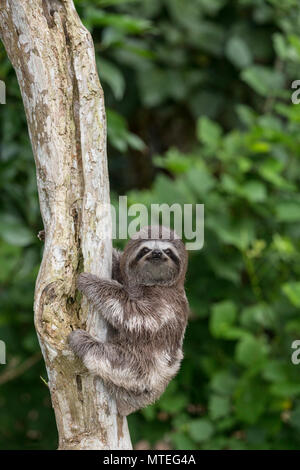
[68,330,155,416]
[68,330,133,389]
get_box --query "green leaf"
[211,371,238,396]
[241,180,267,202]
[151,174,195,205]
[276,202,300,222]
[282,282,300,307]
[236,104,257,128]
[154,149,191,175]
[126,133,146,151]
[0,214,34,247]
[96,58,125,99]
[141,405,156,421]
[240,303,275,329]
[209,395,231,420]
[241,65,284,96]
[158,381,188,414]
[107,108,129,152]
[273,33,288,59]
[170,432,195,450]
[258,158,294,190]
[235,381,267,424]
[262,360,289,383]
[270,382,300,398]
[225,37,252,69]
[86,8,152,34]
[235,335,268,367]
[272,234,295,255]
[198,0,226,15]
[184,166,215,195]
[159,393,188,414]
[188,21,225,56]
[196,116,222,148]
[188,419,214,442]
[210,300,237,338]
[106,108,145,152]
[214,218,255,251]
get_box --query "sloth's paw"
[68,329,92,358]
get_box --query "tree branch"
[0,353,42,386]
[0,0,132,449]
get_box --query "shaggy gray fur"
[68,226,189,416]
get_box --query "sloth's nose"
[152,249,162,259]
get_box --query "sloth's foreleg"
[76,273,128,331]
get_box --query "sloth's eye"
[141,247,150,255]
[164,249,172,256]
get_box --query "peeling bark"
[0,0,132,450]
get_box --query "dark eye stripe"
[135,247,150,262]
[164,249,180,266]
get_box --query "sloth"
[68,225,189,416]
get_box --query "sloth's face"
[130,240,181,286]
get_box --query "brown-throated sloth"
[68,225,189,416]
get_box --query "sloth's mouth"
[146,256,167,262]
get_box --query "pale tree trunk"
[0,0,132,450]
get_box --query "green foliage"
[1,0,300,451]
[125,98,300,448]
[125,89,300,448]
[188,419,214,443]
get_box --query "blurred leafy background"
[1,0,300,450]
